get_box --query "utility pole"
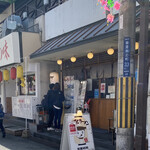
[135,0,149,149]
[116,0,136,149]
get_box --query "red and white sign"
[0,32,20,67]
[69,123,76,134]
[101,83,106,93]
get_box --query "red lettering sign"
[69,123,76,133]
[19,99,24,103]
[0,40,10,61]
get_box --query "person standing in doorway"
[0,101,6,138]
[53,83,65,132]
[47,83,55,131]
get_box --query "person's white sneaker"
[49,127,55,130]
[47,127,50,131]
[47,127,54,131]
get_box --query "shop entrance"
[90,99,116,129]
[89,78,117,130]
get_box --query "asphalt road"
[0,134,55,150]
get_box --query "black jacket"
[41,90,54,110]
[53,90,65,109]
[47,90,55,108]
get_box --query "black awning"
[30,6,141,59]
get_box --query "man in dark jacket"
[0,103,5,138]
[47,84,55,130]
[53,83,65,132]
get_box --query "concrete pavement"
[0,134,55,150]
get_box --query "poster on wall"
[60,114,95,150]
[94,89,99,98]
[101,83,106,93]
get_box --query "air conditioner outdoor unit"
[2,15,23,37]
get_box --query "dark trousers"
[48,108,54,127]
[0,119,5,136]
[53,108,62,129]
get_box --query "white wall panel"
[45,0,106,40]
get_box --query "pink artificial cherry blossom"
[100,0,107,6]
[107,14,114,23]
[104,5,110,11]
[114,1,120,10]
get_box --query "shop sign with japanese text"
[0,32,20,67]
[123,37,130,77]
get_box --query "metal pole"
[135,1,149,149]
[11,0,13,14]
[116,0,136,149]
[25,57,28,131]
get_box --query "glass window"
[20,74,36,95]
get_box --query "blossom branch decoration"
[97,0,121,24]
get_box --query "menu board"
[12,96,37,119]
[60,114,95,150]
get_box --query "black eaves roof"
[30,7,141,59]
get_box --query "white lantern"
[87,52,94,59]
[70,57,76,62]
[107,48,114,55]
[135,42,139,50]
[57,59,62,65]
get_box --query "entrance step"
[5,126,25,136]
[32,131,60,149]
[31,128,115,150]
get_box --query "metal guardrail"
[0,23,40,39]
[15,0,66,20]
[21,24,40,33]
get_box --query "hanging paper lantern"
[17,66,23,79]
[3,70,9,81]
[11,67,16,80]
[0,71,2,82]
[20,77,25,87]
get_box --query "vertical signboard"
[123,37,131,77]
